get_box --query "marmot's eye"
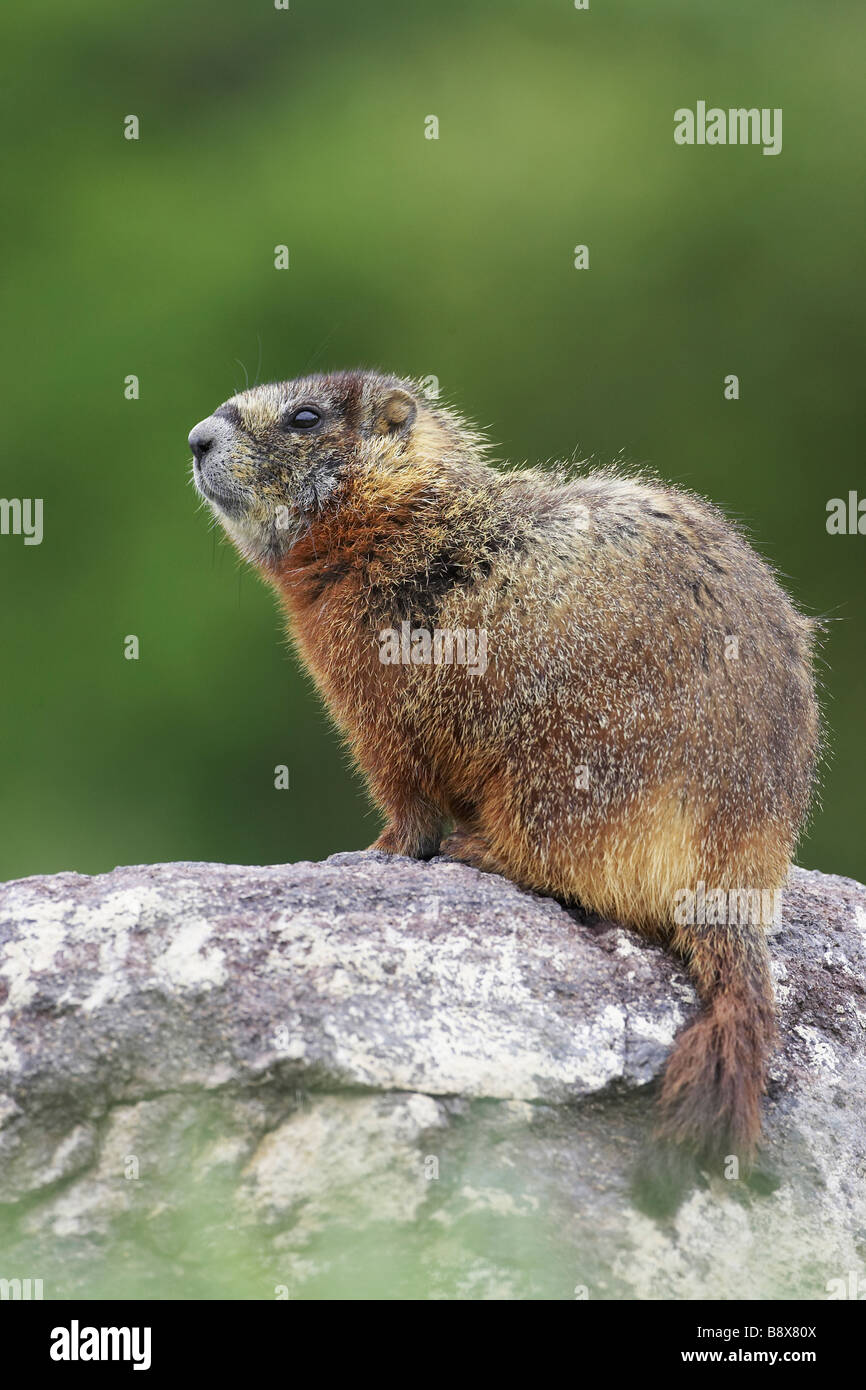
[285,407,321,430]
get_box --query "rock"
[0,852,864,1300]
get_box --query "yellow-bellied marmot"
[188,369,820,1212]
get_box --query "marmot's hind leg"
[369,784,444,859]
[439,829,504,876]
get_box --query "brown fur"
[190,369,821,1210]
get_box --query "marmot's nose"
[188,420,216,463]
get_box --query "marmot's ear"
[371,388,417,435]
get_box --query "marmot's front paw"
[439,830,499,874]
[369,825,439,859]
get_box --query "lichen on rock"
[0,853,864,1299]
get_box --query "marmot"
[188,370,820,1212]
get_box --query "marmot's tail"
[634,921,777,1215]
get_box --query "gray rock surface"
[0,852,864,1300]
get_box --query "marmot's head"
[188,369,479,565]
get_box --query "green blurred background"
[1,0,864,885]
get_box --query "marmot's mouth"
[193,465,247,519]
